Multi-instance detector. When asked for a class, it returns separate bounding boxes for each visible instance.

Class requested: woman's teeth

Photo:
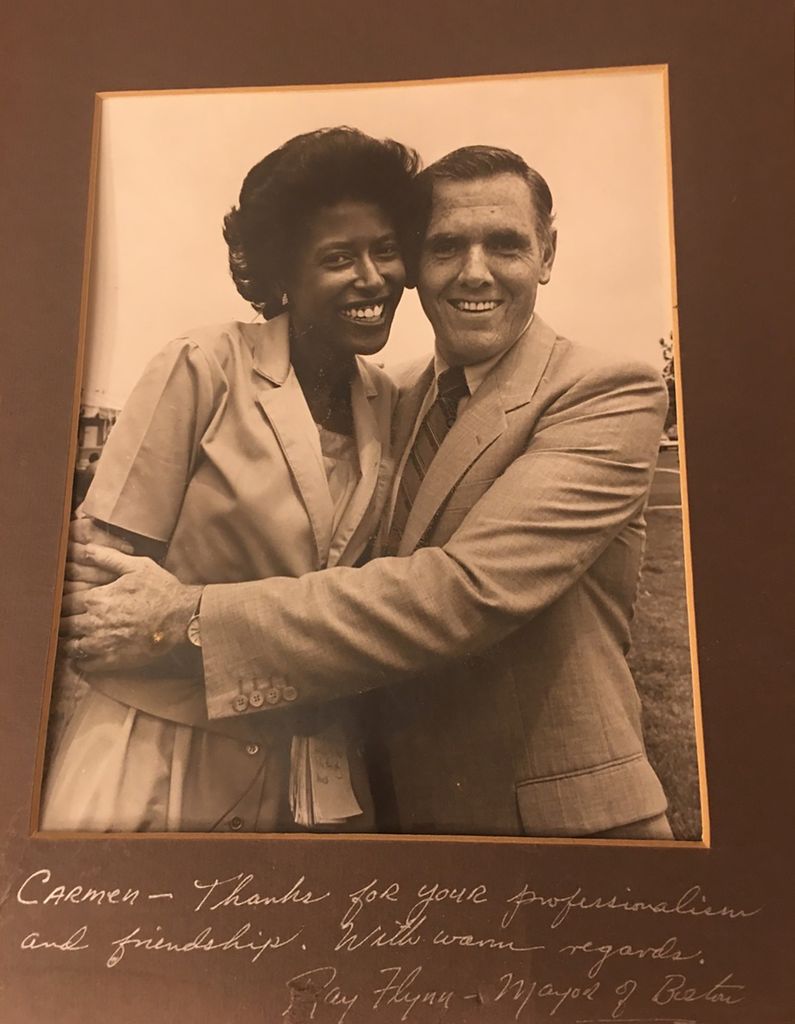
[340,303,385,321]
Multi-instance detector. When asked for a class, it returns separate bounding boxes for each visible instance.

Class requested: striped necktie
[385,365,469,555]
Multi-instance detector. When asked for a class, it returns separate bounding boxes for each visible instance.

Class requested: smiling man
[419,166,555,367]
[65,146,671,839]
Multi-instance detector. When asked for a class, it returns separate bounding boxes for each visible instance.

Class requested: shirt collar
[433,313,535,396]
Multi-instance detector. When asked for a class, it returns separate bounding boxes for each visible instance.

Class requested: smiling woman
[42,127,422,834]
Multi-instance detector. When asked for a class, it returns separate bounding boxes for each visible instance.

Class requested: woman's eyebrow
[316,232,398,252]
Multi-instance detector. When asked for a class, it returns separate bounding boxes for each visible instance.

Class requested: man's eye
[489,237,527,256]
[427,238,461,257]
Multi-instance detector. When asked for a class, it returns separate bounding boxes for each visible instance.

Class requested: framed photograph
[40,63,704,846]
[2,2,791,1021]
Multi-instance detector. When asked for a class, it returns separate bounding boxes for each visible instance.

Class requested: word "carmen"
[17,869,139,908]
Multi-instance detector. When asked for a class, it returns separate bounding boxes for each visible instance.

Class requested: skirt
[39,688,290,832]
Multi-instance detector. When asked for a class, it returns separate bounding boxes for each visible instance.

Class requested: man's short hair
[414,145,555,249]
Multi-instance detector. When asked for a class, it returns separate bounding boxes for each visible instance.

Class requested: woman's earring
[281,291,288,307]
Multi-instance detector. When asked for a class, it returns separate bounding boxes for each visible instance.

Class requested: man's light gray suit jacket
[200,316,670,837]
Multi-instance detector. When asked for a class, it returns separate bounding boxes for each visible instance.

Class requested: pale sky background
[83,67,675,409]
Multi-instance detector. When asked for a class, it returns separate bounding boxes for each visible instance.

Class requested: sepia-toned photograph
[42,66,704,842]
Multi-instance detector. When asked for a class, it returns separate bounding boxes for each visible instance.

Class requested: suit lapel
[495,315,558,414]
[398,381,506,555]
[393,360,435,457]
[251,316,334,569]
[327,360,382,566]
[373,361,435,553]
[398,316,558,555]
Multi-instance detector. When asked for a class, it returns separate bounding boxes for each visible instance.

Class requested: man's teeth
[452,300,500,312]
[340,303,385,320]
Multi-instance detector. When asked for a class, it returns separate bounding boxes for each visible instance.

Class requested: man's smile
[447,299,504,313]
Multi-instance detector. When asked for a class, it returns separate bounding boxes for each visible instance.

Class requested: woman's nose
[459,245,493,287]
[354,256,385,291]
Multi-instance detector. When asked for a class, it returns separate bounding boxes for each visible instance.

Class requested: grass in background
[630,508,702,840]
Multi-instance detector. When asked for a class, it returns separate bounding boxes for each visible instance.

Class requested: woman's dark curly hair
[223,127,422,319]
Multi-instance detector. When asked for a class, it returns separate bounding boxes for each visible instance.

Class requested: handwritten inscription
[17,868,140,908]
[501,883,761,930]
[106,922,301,968]
[652,972,745,1008]
[559,935,703,979]
[285,966,360,1022]
[492,971,601,1018]
[20,926,89,952]
[192,872,328,913]
[12,867,761,1022]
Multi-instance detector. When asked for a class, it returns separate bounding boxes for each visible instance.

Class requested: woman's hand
[63,517,134,594]
[60,546,202,672]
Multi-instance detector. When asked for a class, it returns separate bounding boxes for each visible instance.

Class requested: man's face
[418,173,556,366]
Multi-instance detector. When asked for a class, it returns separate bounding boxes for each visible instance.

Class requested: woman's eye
[375,242,400,260]
[322,252,353,268]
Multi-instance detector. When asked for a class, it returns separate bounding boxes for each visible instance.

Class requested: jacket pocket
[515,753,668,837]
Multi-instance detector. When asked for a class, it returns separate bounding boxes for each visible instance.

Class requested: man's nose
[354,256,385,291]
[458,245,493,288]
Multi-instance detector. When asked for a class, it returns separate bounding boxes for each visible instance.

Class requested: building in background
[76,405,118,466]
[72,405,118,509]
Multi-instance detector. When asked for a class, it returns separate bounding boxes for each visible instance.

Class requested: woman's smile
[337,299,388,324]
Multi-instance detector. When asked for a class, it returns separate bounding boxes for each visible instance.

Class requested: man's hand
[64,517,134,594]
[60,546,202,672]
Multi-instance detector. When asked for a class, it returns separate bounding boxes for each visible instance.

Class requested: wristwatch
[187,613,202,648]
[186,589,204,648]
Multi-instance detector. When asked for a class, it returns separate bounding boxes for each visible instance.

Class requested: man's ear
[539,229,557,285]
